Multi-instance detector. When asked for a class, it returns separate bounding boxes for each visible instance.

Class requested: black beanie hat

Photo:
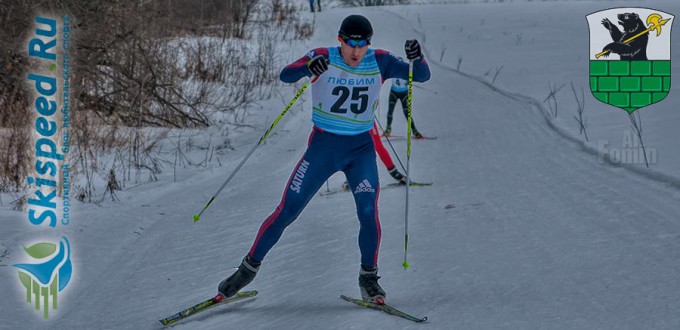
[338,15,373,40]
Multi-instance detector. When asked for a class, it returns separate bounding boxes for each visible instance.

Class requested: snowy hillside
[385,0,680,179]
[2,1,680,329]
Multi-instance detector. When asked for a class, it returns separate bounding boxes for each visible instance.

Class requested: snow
[383,0,680,179]
[2,1,680,329]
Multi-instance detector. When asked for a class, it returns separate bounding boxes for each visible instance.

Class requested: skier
[342,123,408,191]
[309,0,320,12]
[217,14,430,304]
[383,78,423,138]
[371,124,408,184]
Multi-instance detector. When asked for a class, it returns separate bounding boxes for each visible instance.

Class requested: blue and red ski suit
[248,46,430,269]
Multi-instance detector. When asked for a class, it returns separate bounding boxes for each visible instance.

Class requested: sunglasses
[340,35,370,48]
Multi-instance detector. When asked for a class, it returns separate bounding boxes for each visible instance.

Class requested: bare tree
[628,111,649,168]
[570,82,589,142]
[0,2,34,192]
[0,0,313,202]
[491,65,503,85]
[544,81,565,119]
[439,43,447,62]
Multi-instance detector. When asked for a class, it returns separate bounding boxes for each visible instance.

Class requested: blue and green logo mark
[587,8,673,113]
[13,237,72,319]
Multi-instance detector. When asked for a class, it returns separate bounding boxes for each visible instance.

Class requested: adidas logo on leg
[354,179,376,194]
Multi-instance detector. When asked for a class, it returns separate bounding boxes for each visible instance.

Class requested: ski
[319,182,432,196]
[386,181,433,188]
[318,188,348,196]
[382,135,437,140]
[340,295,428,323]
[159,290,258,326]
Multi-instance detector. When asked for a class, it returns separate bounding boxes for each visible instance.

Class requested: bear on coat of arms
[601,13,648,60]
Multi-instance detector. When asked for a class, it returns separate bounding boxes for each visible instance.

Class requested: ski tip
[159,318,175,326]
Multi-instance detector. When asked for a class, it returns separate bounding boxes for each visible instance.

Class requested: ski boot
[218,256,260,298]
[359,265,386,304]
[388,167,408,185]
[413,131,424,139]
[383,127,392,137]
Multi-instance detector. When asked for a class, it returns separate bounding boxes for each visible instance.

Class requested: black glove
[404,39,422,60]
[307,55,329,76]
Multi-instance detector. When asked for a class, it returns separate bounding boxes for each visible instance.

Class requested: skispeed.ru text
[26,16,64,228]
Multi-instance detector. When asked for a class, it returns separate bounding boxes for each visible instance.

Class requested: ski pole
[193,79,310,222]
[403,60,414,270]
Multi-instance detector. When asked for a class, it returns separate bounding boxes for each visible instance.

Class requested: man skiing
[217,14,430,304]
[371,124,408,183]
[309,0,321,12]
[383,78,423,138]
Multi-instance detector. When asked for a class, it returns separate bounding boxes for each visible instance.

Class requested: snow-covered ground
[384,0,680,180]
[2,1,680,329]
